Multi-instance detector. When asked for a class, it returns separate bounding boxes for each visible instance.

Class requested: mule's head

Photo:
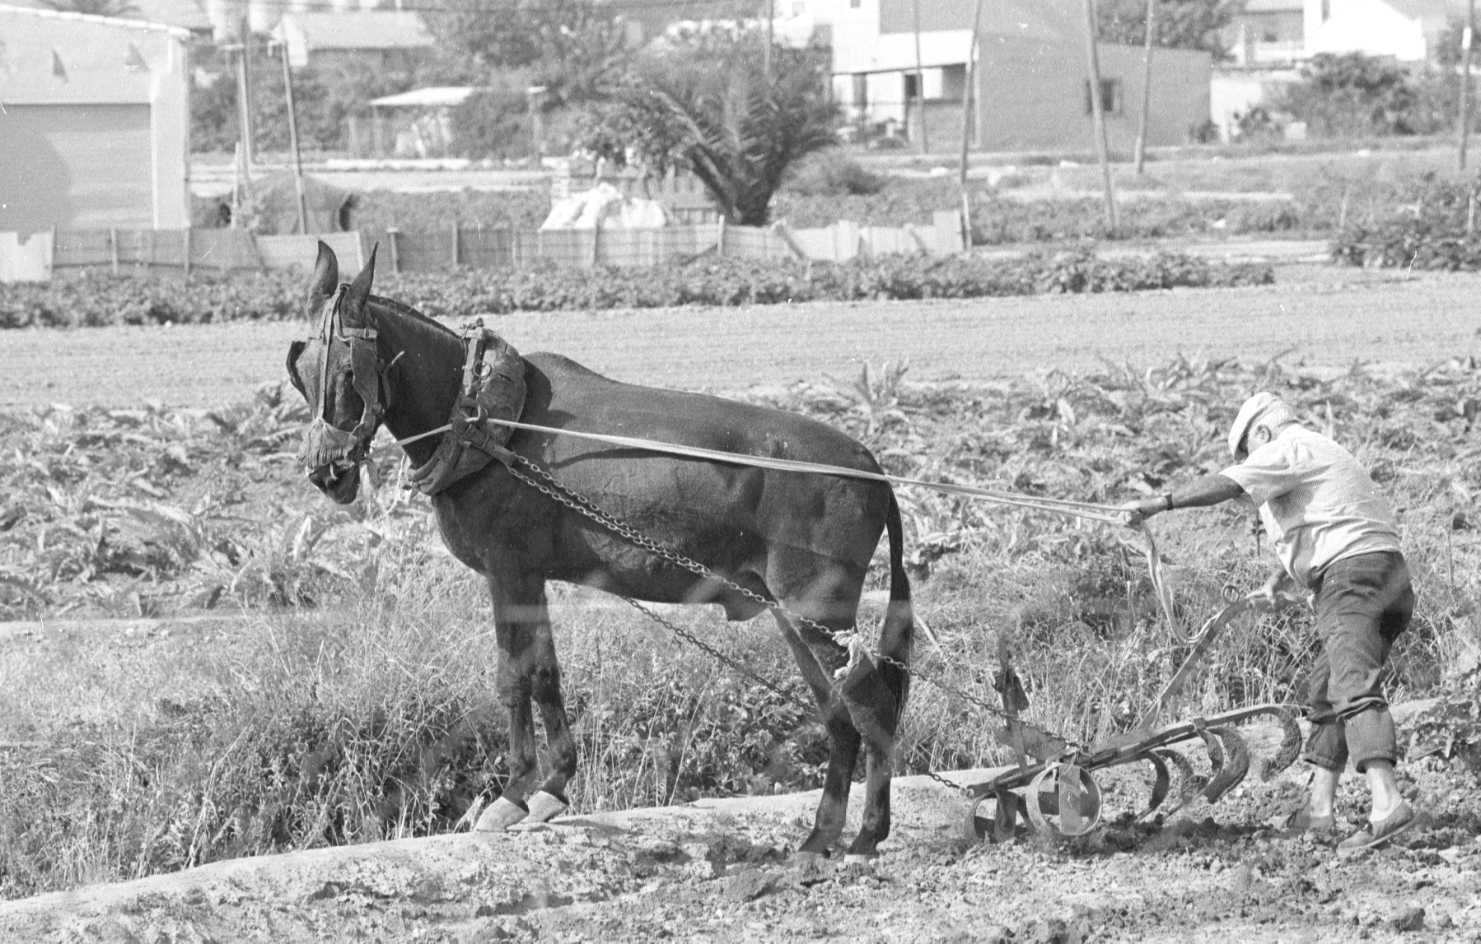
[286,241,383,504]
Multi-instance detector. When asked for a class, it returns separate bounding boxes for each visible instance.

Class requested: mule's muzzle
[308,459,362,504]
[300,417,367,504]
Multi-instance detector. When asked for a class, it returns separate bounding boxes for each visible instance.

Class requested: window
[904,72,920,100]
[1084,78,1123,116]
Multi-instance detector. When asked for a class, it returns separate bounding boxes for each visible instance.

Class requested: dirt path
[2,744,1477,943]
[2,267,1477,411]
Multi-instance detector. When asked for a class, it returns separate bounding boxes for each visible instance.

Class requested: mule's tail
[879,490,914,725]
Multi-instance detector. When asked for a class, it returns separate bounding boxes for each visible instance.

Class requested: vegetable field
[2,267,1480,941]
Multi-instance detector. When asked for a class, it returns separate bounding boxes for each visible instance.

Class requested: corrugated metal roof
[1241,0,1303,13]
[275,10,434,51]
[369,86,482,108]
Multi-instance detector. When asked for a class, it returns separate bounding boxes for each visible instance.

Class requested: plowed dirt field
[3,267,1478,409]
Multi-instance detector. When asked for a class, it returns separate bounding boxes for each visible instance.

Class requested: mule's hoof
[473,795,528,832]
[843,853,877,866]
[526,790,569,823]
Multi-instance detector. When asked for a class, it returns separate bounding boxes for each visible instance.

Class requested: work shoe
[1287,810,1336,834]
[1278,809,1336,840]
[1336,801,1416,856]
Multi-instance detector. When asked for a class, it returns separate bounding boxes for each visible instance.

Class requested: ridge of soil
[3,712,1478,944]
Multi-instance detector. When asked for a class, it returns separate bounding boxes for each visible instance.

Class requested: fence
[2,213,962,282]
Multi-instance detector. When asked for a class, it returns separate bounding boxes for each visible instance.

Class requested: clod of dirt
[1389,905,1426,932]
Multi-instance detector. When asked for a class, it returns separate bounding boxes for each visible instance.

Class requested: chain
[621,597,971,796]
[502,454,1081,794]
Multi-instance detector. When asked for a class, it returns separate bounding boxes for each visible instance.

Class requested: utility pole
[1133,0,1156,174]
[278,42,308,234]
[912,0,929,153]
[764,0,774,78]
[234,13,254,176]
[1461,0,1476,171]
[958,0,985,248]
[1082,0,1118,232]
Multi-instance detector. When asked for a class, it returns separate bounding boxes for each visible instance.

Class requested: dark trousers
[1302,550,1414,774]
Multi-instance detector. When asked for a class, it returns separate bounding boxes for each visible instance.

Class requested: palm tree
[578,30,840,227]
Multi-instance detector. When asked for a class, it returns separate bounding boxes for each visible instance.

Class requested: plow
[963,591,1306,842]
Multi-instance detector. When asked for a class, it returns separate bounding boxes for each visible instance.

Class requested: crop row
[0,250,1272,329]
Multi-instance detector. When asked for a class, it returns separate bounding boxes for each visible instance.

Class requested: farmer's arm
[1120,473,1247,525]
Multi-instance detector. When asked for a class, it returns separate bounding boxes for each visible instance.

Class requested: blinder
[296,285,388,477]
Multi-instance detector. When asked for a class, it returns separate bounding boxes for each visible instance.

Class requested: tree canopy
[418,0,630,107]
[1095,0,1243,59]
[575,30,840,226]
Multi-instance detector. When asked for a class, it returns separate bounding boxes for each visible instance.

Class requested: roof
[0,1,190,38]
[876,0,1084,43]
[1240,0,1303,12]
[1383,0,1465,19]
[0,4,189,104]
[0,0,207,31]
[368,86,483,109]
[273,11,435,52]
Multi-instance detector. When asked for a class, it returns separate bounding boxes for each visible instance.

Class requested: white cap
[1227,392,1291,458]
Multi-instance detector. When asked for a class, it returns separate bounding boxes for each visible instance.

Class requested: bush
[786,152,887,197]
[1330,173,1481,269]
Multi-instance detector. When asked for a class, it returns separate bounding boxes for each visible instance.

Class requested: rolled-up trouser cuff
[1343,704,1397,773]
[1303,721,1347,771]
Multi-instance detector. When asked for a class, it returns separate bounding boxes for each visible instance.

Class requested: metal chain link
[503,454,1080,792]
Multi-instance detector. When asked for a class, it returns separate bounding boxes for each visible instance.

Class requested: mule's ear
[343,243,378,321]
[285,340,308,398]
[307,240,339,315]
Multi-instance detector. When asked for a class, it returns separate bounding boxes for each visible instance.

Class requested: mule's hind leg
[772,610,862,857]
[776,610,905,859]
[836,656,904,858]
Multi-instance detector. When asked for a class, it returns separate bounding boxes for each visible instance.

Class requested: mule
[285,241,914,858]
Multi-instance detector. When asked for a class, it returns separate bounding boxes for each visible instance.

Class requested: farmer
[1120,392,1416,854]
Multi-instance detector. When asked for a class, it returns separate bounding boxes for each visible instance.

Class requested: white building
[0,5,191,234]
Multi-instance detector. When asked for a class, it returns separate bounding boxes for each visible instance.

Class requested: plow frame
[964,702,1305,839]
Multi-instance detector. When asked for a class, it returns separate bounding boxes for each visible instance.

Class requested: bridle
[297,286,390,479]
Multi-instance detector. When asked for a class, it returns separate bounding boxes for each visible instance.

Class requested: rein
[390,415,1125,524]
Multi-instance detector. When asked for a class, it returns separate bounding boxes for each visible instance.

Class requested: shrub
[786,152,887,197]
[1330,173,1481,269]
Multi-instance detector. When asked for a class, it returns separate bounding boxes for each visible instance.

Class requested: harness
[298,286,387,473]
[406,324,526,495]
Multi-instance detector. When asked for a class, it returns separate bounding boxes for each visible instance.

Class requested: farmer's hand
[1254,570,1296,610]
[1119,494,1171,527]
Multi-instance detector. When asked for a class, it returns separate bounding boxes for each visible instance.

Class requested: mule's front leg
[474,573,558,831]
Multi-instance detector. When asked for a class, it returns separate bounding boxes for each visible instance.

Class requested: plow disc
[964,703,1304,841]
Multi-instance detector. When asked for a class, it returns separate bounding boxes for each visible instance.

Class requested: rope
[391,417,1127,525]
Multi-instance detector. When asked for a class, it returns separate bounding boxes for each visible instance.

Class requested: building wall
[1306,0,1429,62]
[0,9,190,234]
[974,39,1211,152]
